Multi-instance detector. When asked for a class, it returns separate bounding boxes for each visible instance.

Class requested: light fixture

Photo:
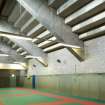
[11,74,15,77]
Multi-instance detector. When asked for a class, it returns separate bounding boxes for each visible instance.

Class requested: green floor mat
[2,94,59,105]
[0,90,31,95]
[36,89,105,104]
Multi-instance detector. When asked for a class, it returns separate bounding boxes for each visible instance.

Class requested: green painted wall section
[35,74,105,100]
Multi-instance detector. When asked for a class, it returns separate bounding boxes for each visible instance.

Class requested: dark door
[0,70,10,88]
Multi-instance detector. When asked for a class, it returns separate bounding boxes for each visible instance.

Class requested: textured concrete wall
[28,36,105,75]
[27,36,105,99]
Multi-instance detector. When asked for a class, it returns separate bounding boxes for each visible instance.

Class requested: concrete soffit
[16,0,85,61]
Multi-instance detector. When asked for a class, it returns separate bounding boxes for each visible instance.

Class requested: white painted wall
[28,36,105,75]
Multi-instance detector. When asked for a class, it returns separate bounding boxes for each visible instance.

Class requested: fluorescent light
[0,54,9,56]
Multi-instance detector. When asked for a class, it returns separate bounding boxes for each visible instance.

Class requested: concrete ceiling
[0,0,16,18]
[0,0,105,63]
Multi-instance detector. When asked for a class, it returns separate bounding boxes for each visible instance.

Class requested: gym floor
[0,88,105,105]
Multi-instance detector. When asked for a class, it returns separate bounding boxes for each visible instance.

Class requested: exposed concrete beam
[79,25,105,40]
[0,19,21,35]
[12,43,17,49]
[27,23,46,38]
[17,0,84,61]
[57,0,91,18]
[72,11,105,34]
[0,42,26,63]
[48,0,66,9]
[20,51,28,56]
[38,36,57,47]
[8,3,25,23]
[43,43,64,52]
[4,35,48,66]
[65,0,105,26]
[33,30,53,44]
[21,17,38,34]
[0,20,48,66]
[41,41,58,49]
[32,30,51,43]
[36,35,53,45]
[14,10,31,28]
[16,0,83,47]
[0,19,35,39]
[7,40,12,45]
[1,0,16,17]
[16,48,23,52]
